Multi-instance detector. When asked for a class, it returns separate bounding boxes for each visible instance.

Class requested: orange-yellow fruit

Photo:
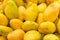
[38,0,45,4]
[57,19,60,33]
[38,21,56,34]
[4,0,18,19]
[24,30,41,40]
[0,13,8,26]
[25,3,38,21]
[37,13,44,26]
[0,25,13,36]
[43,1,60,22]
[0,36,6,40]
[10,19,23,30]
[13,0,24,6]
[22,21,38,31]
[7,29,25,40]
[46,0,56,4]
[18,6,26,21]
[38,3,47,13]
[43,34,59,40]
[26,0,38,4]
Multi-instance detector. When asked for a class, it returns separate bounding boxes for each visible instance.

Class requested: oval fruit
[43,1,60,22]
[38,21,56,34]
[24,30,41,40]
[22,21,38,31]
[0,25,13,36]
[10,19,23,30]
[4,0,18,19]
[7,29,25,40]
[43,34,59,40]
[0,13,8,26]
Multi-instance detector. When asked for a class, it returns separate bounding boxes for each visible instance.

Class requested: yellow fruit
[4,0,18,19]
[25,2,33,8]
[10,19,23,30]
[57,19,60,33]
[22,21,38,31]
[38,3,47,13]
[38,21,56,34]
[43,1,60,22]
[18,6,26,21]
[7,29,25,40]
[24,30,41,40]
[37,13,44,26]
[46,0,56,4]
[38,0,45,4]
[13,0,24,6]
[26,0,38,4]
[55,33,60,40]
[0,25,13,36]
[0,36,6,40]
[43,34,59,40]
[0,13,8,26]
[25,3,38,21]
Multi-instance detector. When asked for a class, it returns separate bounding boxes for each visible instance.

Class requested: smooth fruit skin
[13,0,24,6]
[22,21,38,31]
[38,0,45,4]
[57,19,60,33]
[0,25,13,36]
[25,3,38,21]
[38,21,56,34]
[0,36,6,40]
[38,3,47,13]
[4,0,18,19]
[43,1,60,22]
[18,6,26,21]
[24,30,41,40]
[26,0,38,4]
[37,13,44,26]
[46,0,56,4]
[10,19,23,30]
[7,29,25,40]
[0,13,8,26]
[43,34,59,40]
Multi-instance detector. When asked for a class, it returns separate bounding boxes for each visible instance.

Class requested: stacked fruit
[0,0,60,40]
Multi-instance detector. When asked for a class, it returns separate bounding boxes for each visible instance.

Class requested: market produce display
[0,0,60,40]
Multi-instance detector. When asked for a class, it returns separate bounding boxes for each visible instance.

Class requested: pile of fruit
[0,0,60,40]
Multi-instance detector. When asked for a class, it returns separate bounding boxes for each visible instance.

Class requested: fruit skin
[0,25,13,36]
[57,19,60,33]
[37,13,44,26]
[38,21,56,34]
[18,6,26,21]
[0,36,6,40]
[10,19,23,30]
[24,30,41,40]
[26,0,38,4]
[43,34,59,40]
[7,29,25,40]
[0,13,8,26]
[4,0,18,19]
[46,0,56,4]
[13,0,24,6]
[38,0,45,4]
[38,3,47,13]
[22,21,38,31]
[43,1,60,22]
[25,3,38,21]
